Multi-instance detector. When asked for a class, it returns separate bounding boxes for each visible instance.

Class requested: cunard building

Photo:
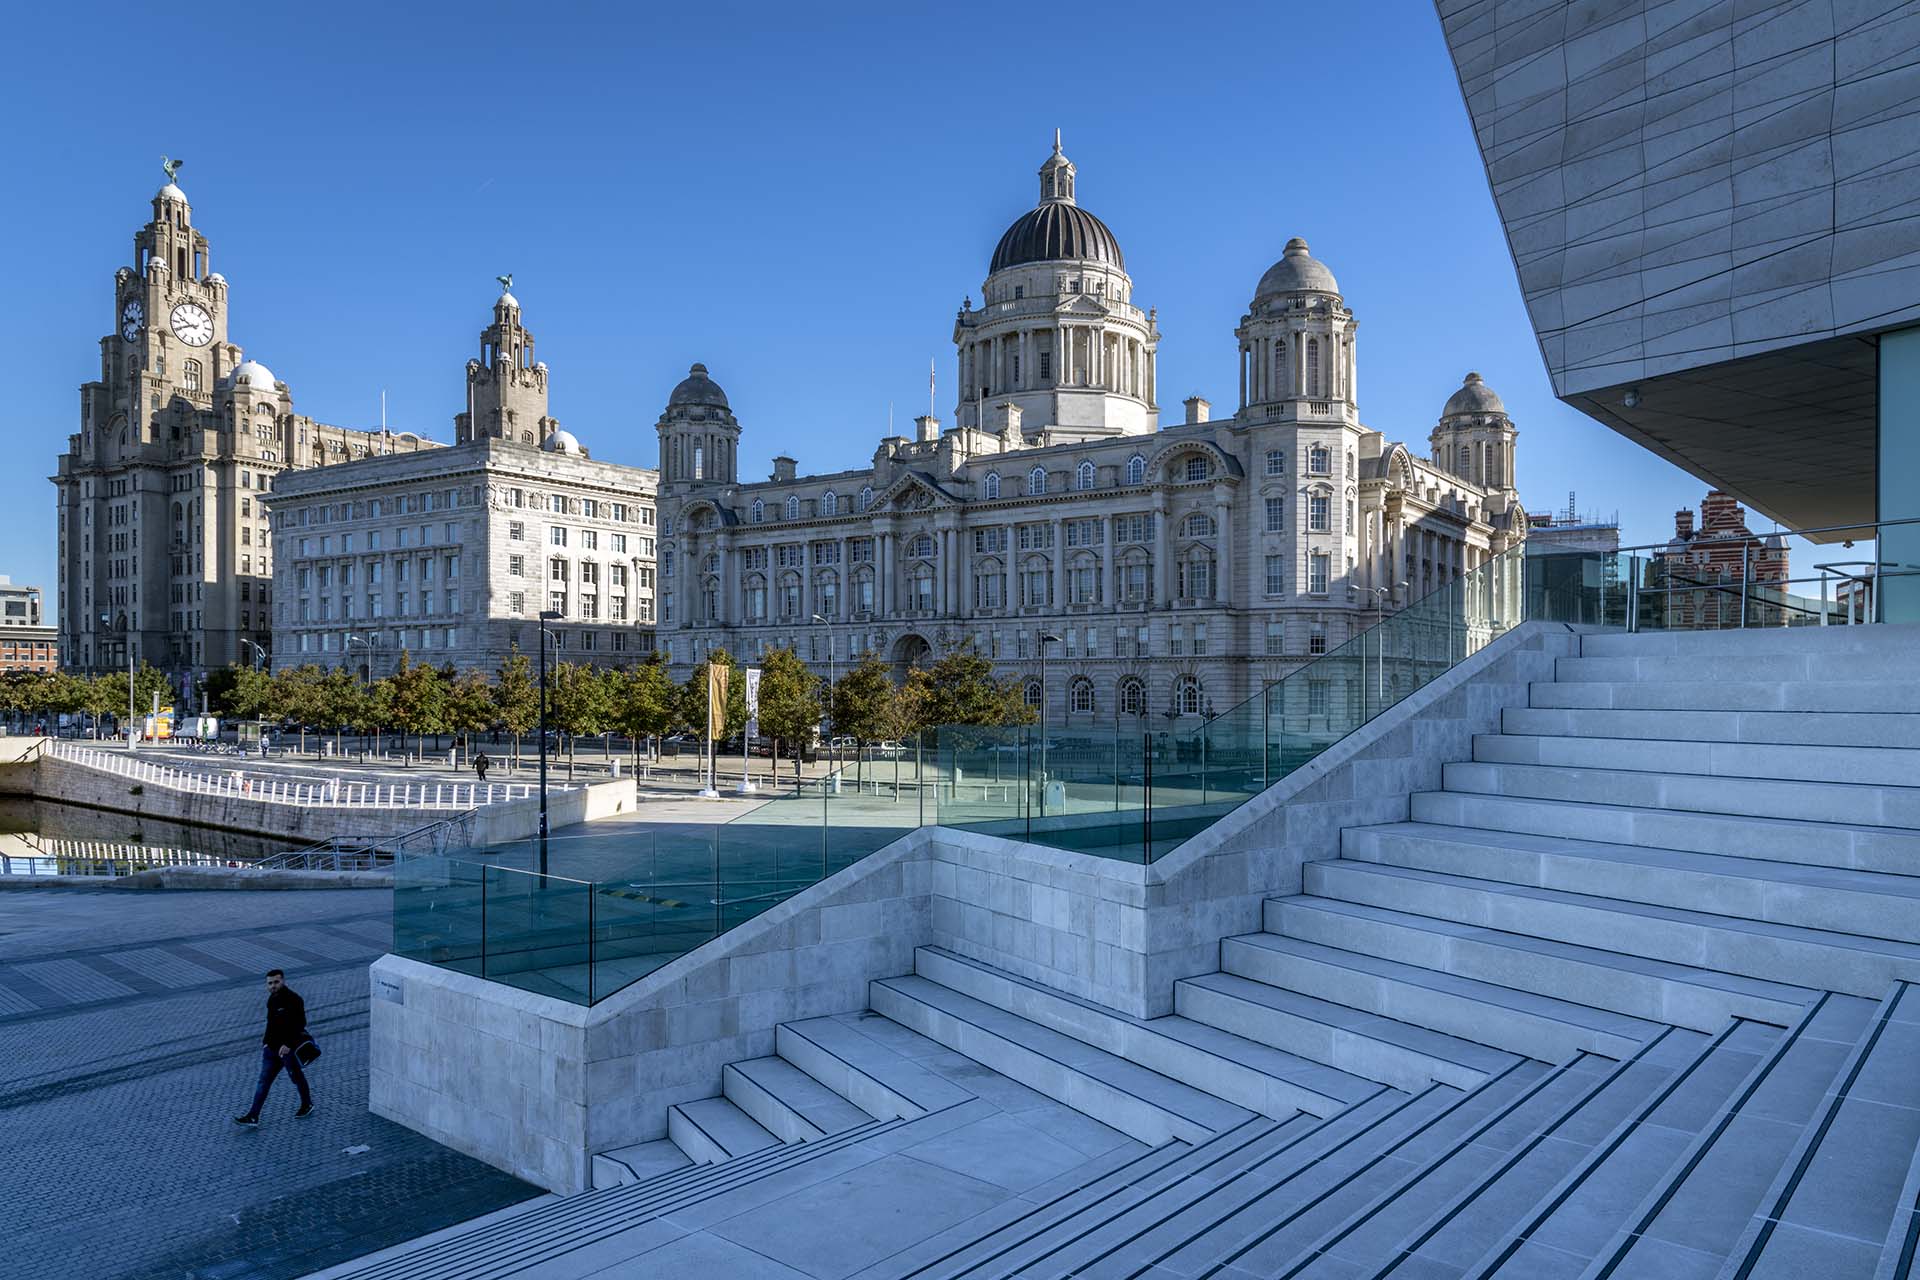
[656,136,1528,723]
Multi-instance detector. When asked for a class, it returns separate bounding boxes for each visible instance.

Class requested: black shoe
[294,1103,315,1119]
[233,1114,259,1126]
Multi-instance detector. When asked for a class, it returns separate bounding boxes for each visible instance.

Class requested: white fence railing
[48,742,560,810]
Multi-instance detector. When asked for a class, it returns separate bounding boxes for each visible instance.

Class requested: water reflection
[0,798,288,876]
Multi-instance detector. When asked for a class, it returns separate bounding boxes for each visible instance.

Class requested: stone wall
[371,621,1577,1191]
[4,752,633,847]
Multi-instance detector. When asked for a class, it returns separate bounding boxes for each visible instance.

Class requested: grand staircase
[317,623,1920,1279]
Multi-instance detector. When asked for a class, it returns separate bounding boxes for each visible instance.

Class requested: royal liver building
[658,136,1527,721]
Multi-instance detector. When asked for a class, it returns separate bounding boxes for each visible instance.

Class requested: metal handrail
[258,808,479,872]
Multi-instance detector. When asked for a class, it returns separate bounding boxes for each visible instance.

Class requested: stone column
[1105,514,1118,604]
[1051,518,1066,608]
[878,525,894,614]
[837,537,850,619]
[1213,493,1231,605]
[1001,527,1013,613]
[1153,492,1170,604]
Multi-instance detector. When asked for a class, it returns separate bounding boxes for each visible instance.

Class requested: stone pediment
[1057,295,1111,318]
[875,471,959,512]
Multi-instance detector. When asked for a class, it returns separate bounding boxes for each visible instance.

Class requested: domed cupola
[1253,238,1340,304]
[668,362,731,411]
[987,131,1126,274]
[657,362,740,488]
[1236,236,1358,419]
[1441,370,1506,420]
[1431,371,1518,495]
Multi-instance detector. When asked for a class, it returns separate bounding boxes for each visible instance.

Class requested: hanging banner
[706,664,730,740]
[744,667,762,741]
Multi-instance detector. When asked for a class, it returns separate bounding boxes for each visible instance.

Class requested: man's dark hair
[266,969,285,979]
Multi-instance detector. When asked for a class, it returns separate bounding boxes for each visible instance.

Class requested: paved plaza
[0,888,539,1280]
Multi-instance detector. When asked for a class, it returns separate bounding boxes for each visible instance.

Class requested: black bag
[294,1037,321,1067]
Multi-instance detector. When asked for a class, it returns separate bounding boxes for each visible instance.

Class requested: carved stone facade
[51,176,436,700]
[265,293,659,676]
[656,139,1528,724]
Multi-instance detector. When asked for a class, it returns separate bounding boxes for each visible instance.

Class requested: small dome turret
[541,427,582,455]
[1441,371,1506,419]
[231,359,277,390]
[668,362,730,410]
[1253,238,1339,302]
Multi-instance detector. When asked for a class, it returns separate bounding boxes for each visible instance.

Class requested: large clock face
[170,302,214,347]
[120,299,145,342]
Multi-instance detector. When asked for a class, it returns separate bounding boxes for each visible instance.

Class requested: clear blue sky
[6,0,1722,596]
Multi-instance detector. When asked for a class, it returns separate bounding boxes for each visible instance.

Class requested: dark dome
[989,203,1125,274]
[668,362,729,409]
[1442,371,1506,418]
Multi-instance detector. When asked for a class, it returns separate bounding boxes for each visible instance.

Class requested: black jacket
[264,986,307,1048]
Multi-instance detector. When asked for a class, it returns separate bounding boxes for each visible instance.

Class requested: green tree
[547,661,611,774]
[903,642,1032,729]
[215,665,275,719]
[494,649,538,767]
[829,653,897,780]
[313,667,367,756]
[754,647,821,783]
[384,651,447,758]
[609,655,676,769]
[130,663,174,723]
[81,673,123,736]
[444,669,496,759]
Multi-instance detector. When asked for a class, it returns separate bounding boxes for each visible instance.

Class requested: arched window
[822,490,837,515]
[858,486,873,512]
[1175,676,1203,717]
[1126,454,1146,485]
[1184,455,1210,482]
[1119,678,1145,717]
[1076,460,1095,491]
[751,499,765,524]
[1070,676,1095,714]
[692,445,704,480]
[1028,466,1046,496]
[184,359,202,393]
[984,472,1001,500]
[521,431,533,444]
[1182,512,1216,539]
[785,495,800,520]
[1024,681,1043,711]
[1307,338,1321,397]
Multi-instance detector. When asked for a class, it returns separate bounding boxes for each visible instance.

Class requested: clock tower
[120,179,234,420]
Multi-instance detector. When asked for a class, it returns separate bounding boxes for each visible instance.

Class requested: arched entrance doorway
[890,633,932,679]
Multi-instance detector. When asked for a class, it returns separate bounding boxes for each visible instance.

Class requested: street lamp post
[346,633,379,759]
[537,610,562,878]
[1368,582,1407,707]
[239,638,267,671]
[1038,633,1062,815]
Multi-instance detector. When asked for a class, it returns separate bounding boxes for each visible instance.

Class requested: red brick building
[1650,491,1791,628]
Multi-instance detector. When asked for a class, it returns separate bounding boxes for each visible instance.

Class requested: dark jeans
[245,1044,311,1116]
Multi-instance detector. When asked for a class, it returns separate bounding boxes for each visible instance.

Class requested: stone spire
[1039,129,1076,205]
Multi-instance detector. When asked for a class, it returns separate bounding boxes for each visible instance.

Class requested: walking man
[233,969,314,1125]
[474,751,491,783]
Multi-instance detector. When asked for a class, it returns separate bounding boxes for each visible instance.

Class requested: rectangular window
[973,527,1008,554]
[611,533,626,553]
[1308,680,1329,715]
[1265,497,1285,533]
[1022,568,1050,607]
[581,530,598,551]
[550,526,567,546]
[1069,565,1098,604]
[1309,553,1329,595]
[1265,450,1285,476]
[1113,514,1154,543]
[509,554,524,576]
[1265,618,1285,655]
[1309,621,1328,654]
[1265,554,1285,596]
[974,574,1002,609]
[1122,562,1148,603]
[1193,623,1208,656]
[510,521,524,540]
[1170,624,1185,657]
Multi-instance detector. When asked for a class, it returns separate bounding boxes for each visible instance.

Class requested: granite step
[869,972,1258,1143]
[1721,984,1920,1279]
[1577,626,1920,660]
[1464,1019,1785,1278]
[1283,1035,1710,1278]
[1473,730,1920,789]
[1342,821,1920,944]
[1303,858,1920,998]
[774,1012,975,1122]
[722,1054,877,1143]
[1015,1079,1493,1280]
[1555,652,1919,685]
[1221,930,1661,1063]
[1576,992,1879,1279]
[1501,703,1920,751]
[1441,759,1920,830]
[665,1095,781,1165]
[1527,679,1920,714]
[1137,1060,1565,1279]
[1410,788,1920,876]
[1173,969,1520,1092]
[908,945,1376,1118]
[588,1138,688,1190]
[1267,895,1814,1031]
